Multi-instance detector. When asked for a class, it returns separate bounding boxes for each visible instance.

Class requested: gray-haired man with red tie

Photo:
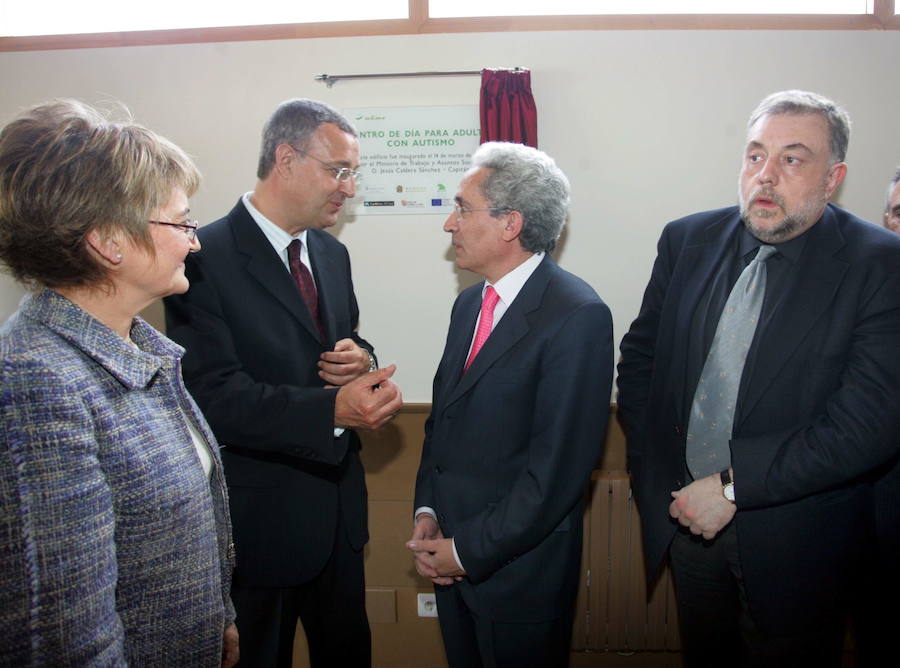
[408,141,613,668]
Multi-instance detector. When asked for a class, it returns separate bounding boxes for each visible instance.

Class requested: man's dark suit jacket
[415,255,613,623]
[164,199,372,587]
[617,204,900,634]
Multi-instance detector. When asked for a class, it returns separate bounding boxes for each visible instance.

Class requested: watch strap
[364,348,377,373]
[720,469,735,502]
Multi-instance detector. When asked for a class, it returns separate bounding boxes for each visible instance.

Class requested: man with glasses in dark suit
[166,98,402,668]
[407,141,613,668]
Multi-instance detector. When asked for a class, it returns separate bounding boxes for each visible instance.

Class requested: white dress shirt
[184,410,213,478]
[242,192,316,283]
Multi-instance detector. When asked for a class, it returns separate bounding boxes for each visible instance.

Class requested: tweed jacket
[0,289,236,667]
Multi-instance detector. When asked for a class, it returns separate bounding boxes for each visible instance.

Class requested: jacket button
[435,465,442,474]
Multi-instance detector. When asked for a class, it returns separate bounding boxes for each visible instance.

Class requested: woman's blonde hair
[0,99,200,288]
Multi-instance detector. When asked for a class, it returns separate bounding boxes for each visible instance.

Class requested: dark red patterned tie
[288,239,325,341]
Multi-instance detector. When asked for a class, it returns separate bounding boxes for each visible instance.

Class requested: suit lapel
[736,207,848,424]
[669,212,742,426]
[229,202,324,345]
[444,256,553,409]
[307,230,337,346]
[439,289,481,400]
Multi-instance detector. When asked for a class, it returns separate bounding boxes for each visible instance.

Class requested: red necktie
[287,239,325,341]
[465,286,500,371]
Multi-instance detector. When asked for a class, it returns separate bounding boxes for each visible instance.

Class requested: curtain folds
[479,68,537,148]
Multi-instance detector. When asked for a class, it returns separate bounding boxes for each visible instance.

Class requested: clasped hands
[323,338,403,431]
[406,515,465,586]
[669,472,736,540]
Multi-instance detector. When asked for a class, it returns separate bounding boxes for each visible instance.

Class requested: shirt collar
[484,252,545,305]
[19,289,174,390]
[242,191,308,253]
[739,223,807,265]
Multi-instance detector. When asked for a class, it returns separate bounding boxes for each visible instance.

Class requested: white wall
[1,30,897,400]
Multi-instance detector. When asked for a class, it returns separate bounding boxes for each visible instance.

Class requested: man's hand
[334,365,402,430]
[406,527,466,583]
[407,515,458,585]
[319,338,372,386]
[221,623,239,668]
[669,473,736,540]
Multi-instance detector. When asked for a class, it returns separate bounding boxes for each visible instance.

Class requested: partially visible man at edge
[165,98,402,668]
[617,90,900,667]
[851,163,900,668]
[883,166,900,233]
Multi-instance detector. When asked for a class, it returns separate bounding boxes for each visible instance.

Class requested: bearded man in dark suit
[617,90,900,667]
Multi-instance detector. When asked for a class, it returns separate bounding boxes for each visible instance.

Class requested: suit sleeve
[732,266,900,509]
[414,296,462,513]
[165,251,348,465]
[0,358,127,666]
[452,300,614,583]
[616,224,678,482]
[413,408,437,514]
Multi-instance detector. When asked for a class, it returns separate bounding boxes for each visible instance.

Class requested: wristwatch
[363,348,377,373]
[720,469,736,503]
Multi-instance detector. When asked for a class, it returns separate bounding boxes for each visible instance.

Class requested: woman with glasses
[0,100,238,666]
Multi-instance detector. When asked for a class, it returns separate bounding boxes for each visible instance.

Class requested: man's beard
[739,184,828,243]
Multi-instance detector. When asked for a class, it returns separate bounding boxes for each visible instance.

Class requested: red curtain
[479,68,538,148]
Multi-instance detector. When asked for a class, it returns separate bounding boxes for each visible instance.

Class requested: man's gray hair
[257,99,356,179]
[886,166,900,213]
[747,90,851,164]
[471,141,570,253]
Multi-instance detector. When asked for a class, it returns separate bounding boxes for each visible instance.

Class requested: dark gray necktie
[686,245,777,479]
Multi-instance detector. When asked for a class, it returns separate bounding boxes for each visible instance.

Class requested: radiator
[572,472,681,652]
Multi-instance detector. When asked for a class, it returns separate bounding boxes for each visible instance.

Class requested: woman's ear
[85,228,123,266]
